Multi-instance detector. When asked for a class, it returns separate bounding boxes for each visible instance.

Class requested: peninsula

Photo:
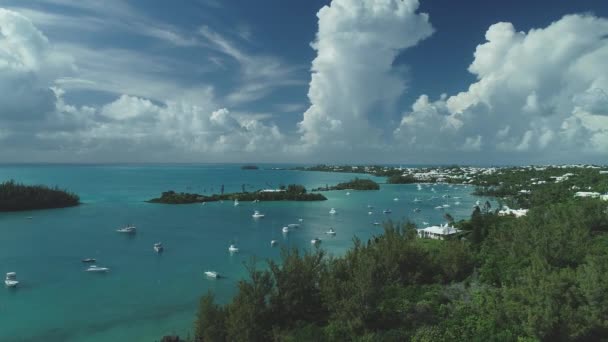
[147,184,326,204]
[0,180,80,211]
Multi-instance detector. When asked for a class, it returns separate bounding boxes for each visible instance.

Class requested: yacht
[368,211,373,215]
[282,226,290,233]
[234,199,239,207]
[435,205,444,210]
[422,221,429,225]
[116,225,136,234]
[201,202,206,206]
[454,201,461,206]
[252,210,265,219]
[86,265,109,273]
[311,237,322,245]
[326,228,336,235]
[329,208,337,215]
[372,222,381,226]
[383,209,392,214]
[442,204,451,208]
[413,197,422,202]
[346,192,351,196]
[5,272,19,287]
[417,184,422,191]
[81,258,97,263]
[270,240,278,247]
[228,244,239,253]
[287,223,300,229]
[298,218,304,222]
[154,242,164,253]
[204,271,219,278]
[393,197,399,202]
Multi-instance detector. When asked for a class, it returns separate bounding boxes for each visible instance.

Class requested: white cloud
[396,14,608,161]
[297,0,434,151]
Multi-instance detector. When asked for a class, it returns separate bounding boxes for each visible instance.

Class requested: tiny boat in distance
[414,208,421,213]
[417,184,422,191]
[346,192,351,196]
[383,209,392,214]
[454,201,461,205]
[298,218,303,222]
[287,223,300,229]
[311,237,322,245]
[86,265,109,273]
[329,208,337,215]
[116,225,136,234]
[82,258,97,263]
[282,226,289,233]
[26,216,33,220]
[435,206,444,210]
[367,204,374,209]
[154,242,164,253]
[368,211,373,215]
[205,271,219,278]
[373,222,381,226]
[271,240,278,247]
[413,197,422,202]
[393,197,399,201]
[5,272,19,287]
[252,210,265,219]
[228,244,239,253]
[326,228,336,235]
[234,199,239,206]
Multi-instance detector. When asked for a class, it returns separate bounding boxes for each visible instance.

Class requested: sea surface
[0,164,491,341]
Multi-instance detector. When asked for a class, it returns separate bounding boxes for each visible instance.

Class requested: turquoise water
[0,165,488,341]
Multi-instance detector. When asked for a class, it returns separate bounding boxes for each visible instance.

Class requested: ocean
[0,164,488,341]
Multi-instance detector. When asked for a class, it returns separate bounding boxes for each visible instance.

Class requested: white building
[417,224,460,240]
[574,192,600,198]
[498,206,529,218]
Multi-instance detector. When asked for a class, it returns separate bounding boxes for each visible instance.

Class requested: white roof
[419,225,460,235]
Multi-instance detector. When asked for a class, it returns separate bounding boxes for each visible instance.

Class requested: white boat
[234,199,239,206]
[204,271,219,278]
[393,197,399,201]
[298,218,303,222]
[5,272,19,287]
[367,204,374,209]
[228,244,239,253]
[311,237,322,245]
[270,240,278,247]
[116,225,136,234]
[422,221,429,225]
[201,202,206,206]
[154,242,164,253]
[442,204,450,208]
[454,201,461,205]
[252,210,265,219]
[413,198,422,202]
[346,192,351,196]
[417,184,422,191]
[383,209,392,214]
[82,258,96,263]
[435,206,444,210]
[368,211,373,215]
[287,223,300,229]
[326,228,336,235]
[431,188,436,192]
[282,226,289,233]
[329,208,337,215]
[476,200,481,206]
[414,208,421,213]
[86,265,109,273]
[372,222,381,226]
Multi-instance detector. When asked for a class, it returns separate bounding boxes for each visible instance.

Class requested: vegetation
[387,174,417,184]
[313,178,380,191]
[191,179,608,341]
[147,184,326,204]
[0,180,80,211]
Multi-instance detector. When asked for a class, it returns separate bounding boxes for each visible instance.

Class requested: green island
[0,180,80,212]
[147,184,326,204]
[166,165,608,342]
[312,178,380,191]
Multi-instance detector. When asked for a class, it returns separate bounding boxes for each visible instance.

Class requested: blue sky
[0,0,607,164]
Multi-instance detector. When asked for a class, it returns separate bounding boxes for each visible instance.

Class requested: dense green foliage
[387,174,417,184]
[0,180,79,211]
[192,181,608,341]
[148,184,326,204]
[313,178,380,191]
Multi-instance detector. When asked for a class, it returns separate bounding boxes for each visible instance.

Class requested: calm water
[0,164,488,341]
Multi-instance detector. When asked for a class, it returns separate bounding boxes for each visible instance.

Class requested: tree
[194,292,226,342]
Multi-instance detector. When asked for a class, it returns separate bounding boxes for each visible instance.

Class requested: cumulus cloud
[0,8,72,120]
[396,14,608,161]
[297,0,434,151]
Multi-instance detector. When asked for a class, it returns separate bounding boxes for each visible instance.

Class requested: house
[574,192,600,198]
[417,224,460,240]
[498,206,529,218]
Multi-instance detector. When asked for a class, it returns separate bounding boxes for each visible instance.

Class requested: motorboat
[368,211,373,215]
[5,272,19,287]
[454,201,461,206]
[116,225,136,234]
[228,244,239,253]
[298,218,304,222]
[82,258,97,263]
[204,271,219,278]
[154,242,164,253]
[422,221,429,225]
[201,202,206,206]
[287,223,300,229]
[413,198,422,202]
[393,197,399,201]
[372,222,381,226]
[252,210,265,219]
[86,265,109,273]
[282,226,290,233]
[414,208,421,213]
[442,204,450,208]
[417,184,422,191]
[383,209,392,214]
[329,208,337,215]
[435,206,444,210]
[311,238,322,245]
[234,199,240,207]
[270,240,278,247]
[326,228,336,235]
[346,192,351,196]
[367,204,374,209]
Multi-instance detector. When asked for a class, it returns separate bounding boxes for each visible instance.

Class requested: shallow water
[0,164,488,341]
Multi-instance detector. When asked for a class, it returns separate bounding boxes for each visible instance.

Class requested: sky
[1,0,607,164]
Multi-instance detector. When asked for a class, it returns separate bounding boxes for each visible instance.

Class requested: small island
[0,180,80,212]
[147,184,326,204]
[313,178,380,191]
[387,174,417,184]
[241,165,259,170]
